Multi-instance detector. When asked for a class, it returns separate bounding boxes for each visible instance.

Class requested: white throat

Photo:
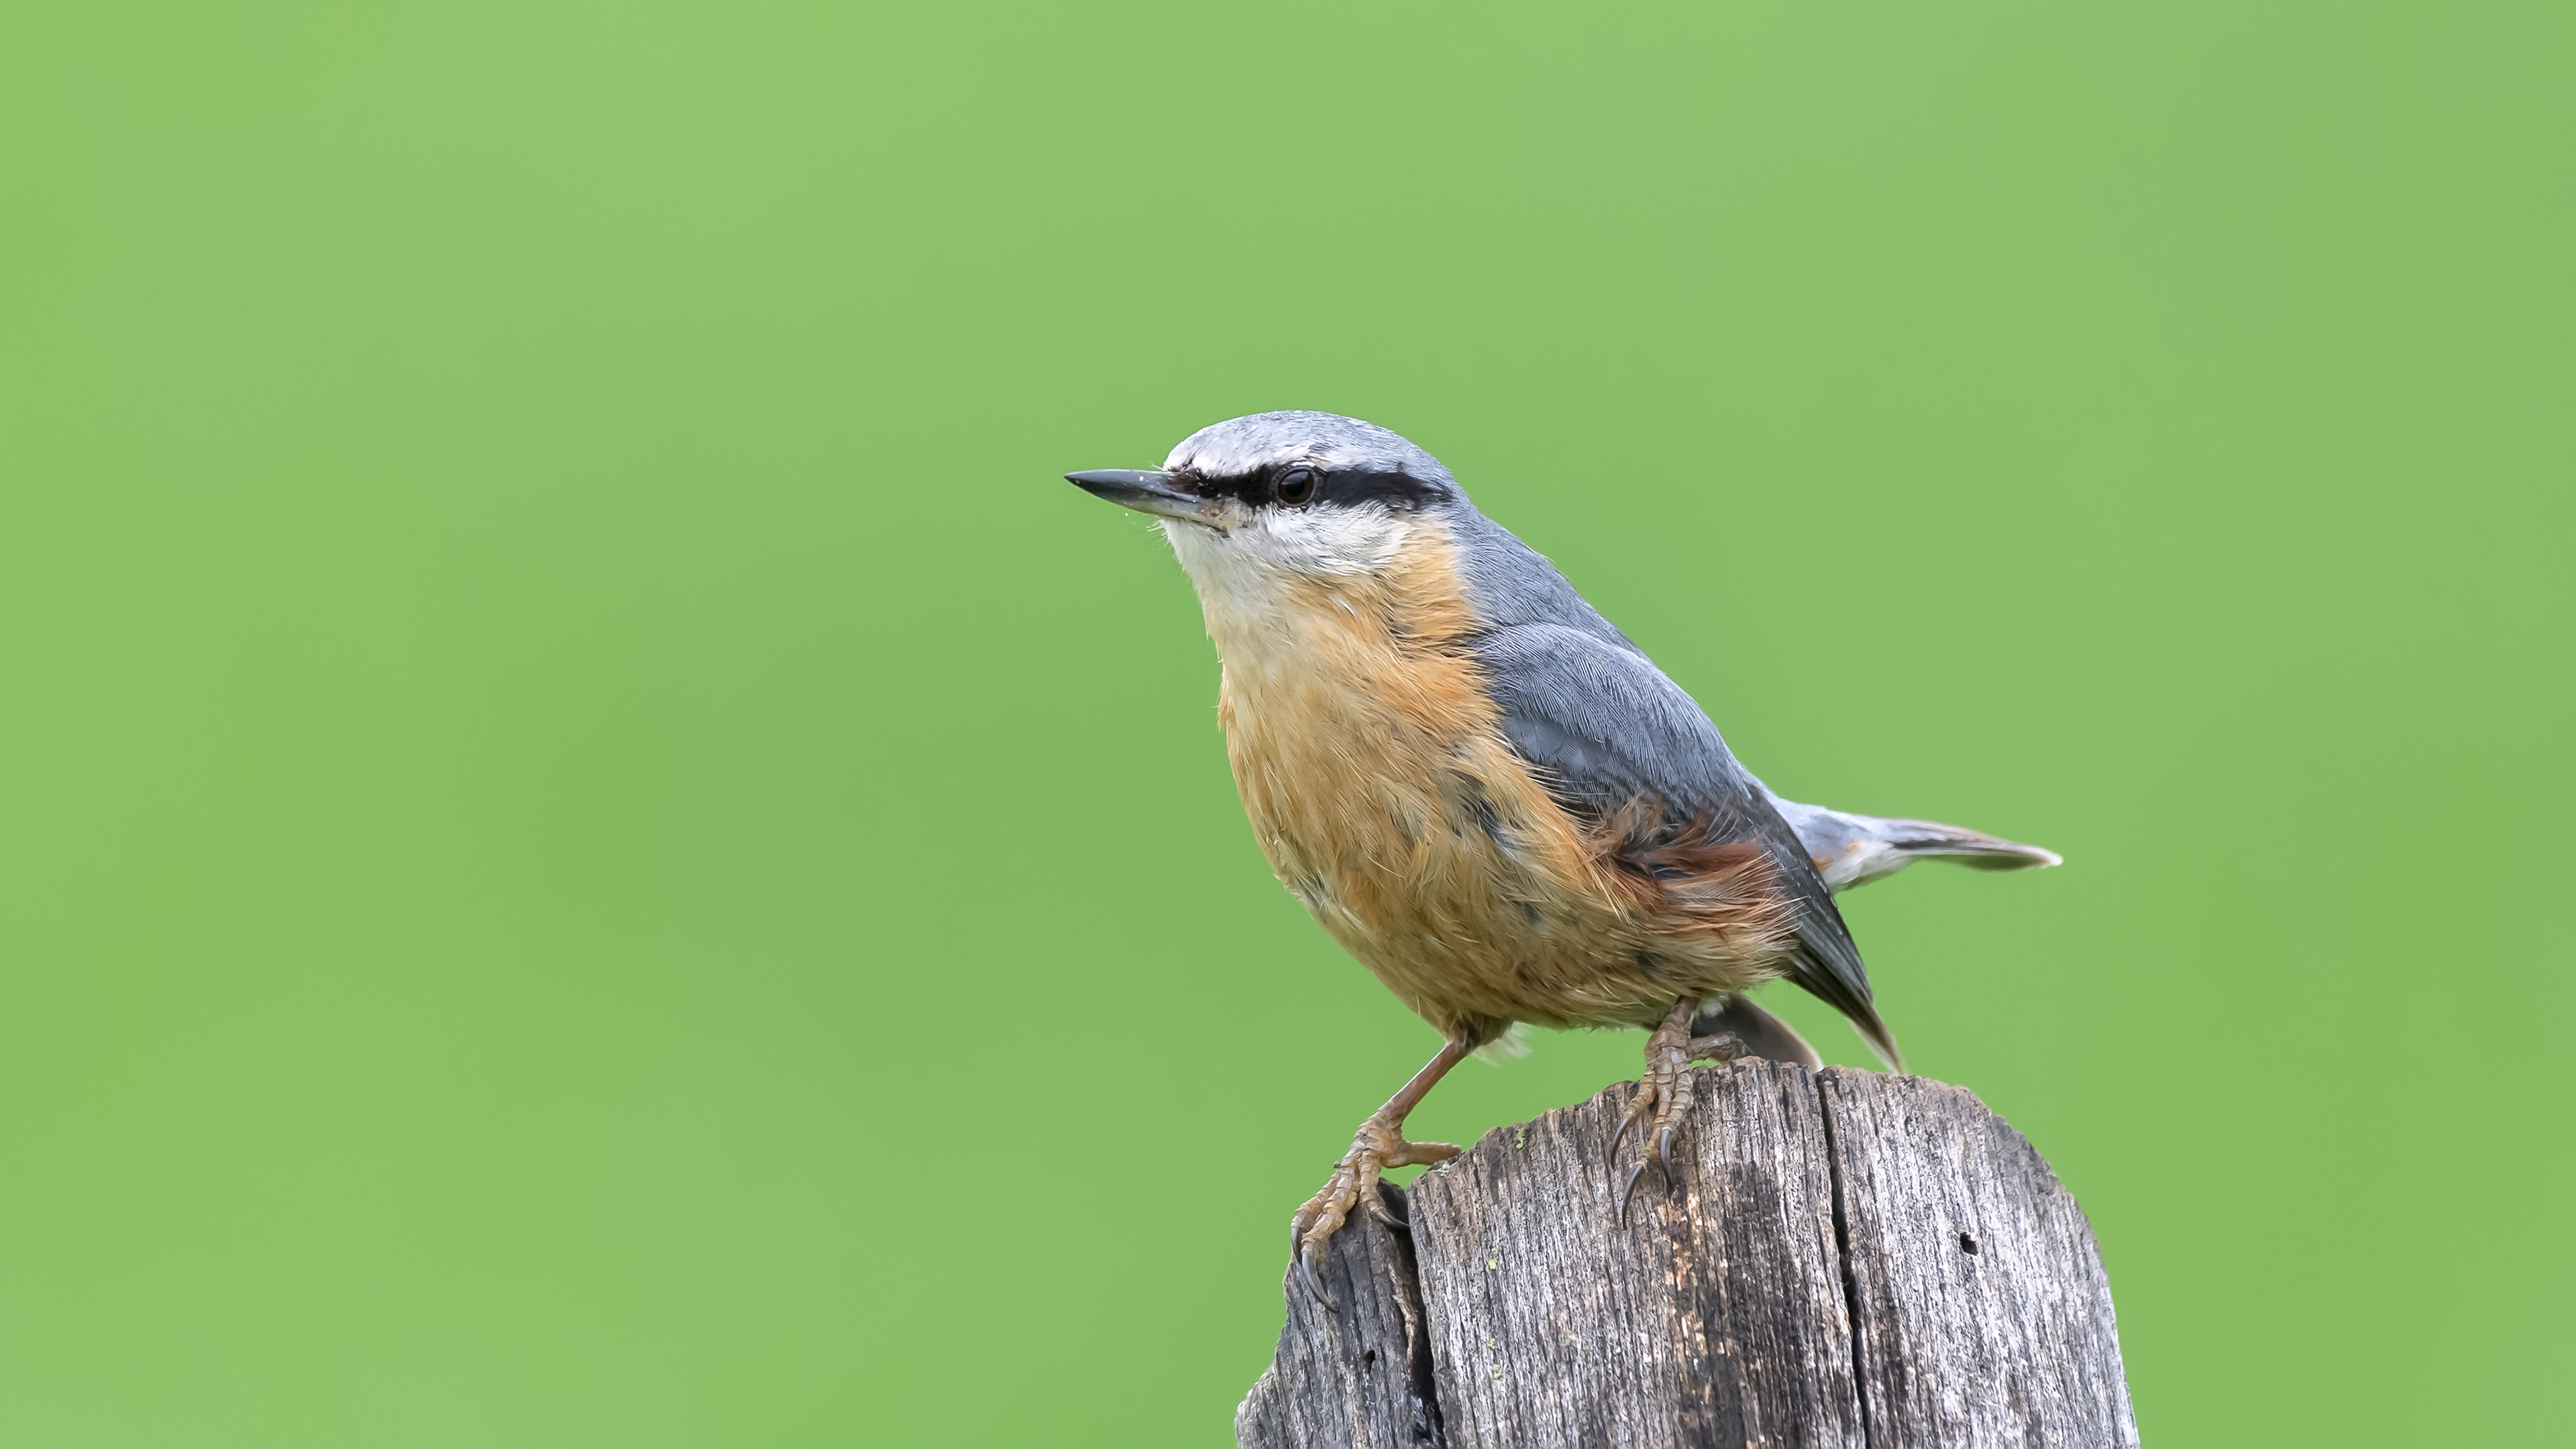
[1162,506,1424,675]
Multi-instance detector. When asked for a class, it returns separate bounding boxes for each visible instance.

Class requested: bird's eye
[1275,467,1316,505]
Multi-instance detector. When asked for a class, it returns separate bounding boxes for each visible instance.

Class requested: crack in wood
[1814,1071,1880,1449]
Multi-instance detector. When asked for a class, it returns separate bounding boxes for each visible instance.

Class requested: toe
[1687,1032,1742,1063]
[1620,1079,1660,1134]
[1385,1138,1461,1170]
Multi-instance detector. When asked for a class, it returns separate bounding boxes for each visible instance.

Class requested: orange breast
[1205,523,1788,1040]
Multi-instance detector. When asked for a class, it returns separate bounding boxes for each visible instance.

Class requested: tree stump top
[1237,1061,2136,1449]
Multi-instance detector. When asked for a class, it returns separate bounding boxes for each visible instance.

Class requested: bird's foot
[1615,999,1743,1225]
[1288,1113,1460,1311]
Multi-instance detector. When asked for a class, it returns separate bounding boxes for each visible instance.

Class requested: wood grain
[1236,1063,2133,1448]
[1237,1180,1446,1449]
[1816,1069,2139,1448]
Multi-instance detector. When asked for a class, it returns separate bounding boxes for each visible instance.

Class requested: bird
[1066,411,2057,1309]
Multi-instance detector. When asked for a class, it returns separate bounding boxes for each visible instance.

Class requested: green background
[3,1,2567,1443]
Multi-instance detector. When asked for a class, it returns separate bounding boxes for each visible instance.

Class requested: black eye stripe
[1189,465,1447,511]
[1321,468,1446,509]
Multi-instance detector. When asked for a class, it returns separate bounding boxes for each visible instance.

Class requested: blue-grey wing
[1468,623,1899,1067]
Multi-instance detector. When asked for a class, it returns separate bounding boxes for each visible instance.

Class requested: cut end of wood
[1237,1063,2137,1449]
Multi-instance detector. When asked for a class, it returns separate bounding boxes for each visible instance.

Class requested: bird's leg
[1616,998,1743,1225]
[1287,1036,1477,1311]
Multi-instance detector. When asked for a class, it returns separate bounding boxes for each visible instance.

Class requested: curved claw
[1295,1249,1339,1313]
[1368,1198,1410,1232]
[1619,1160,1650,1226]
[1656,1126,1676,1185]
[1611,1094,1650,1196]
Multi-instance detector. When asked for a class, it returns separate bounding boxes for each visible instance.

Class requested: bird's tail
[1823,814,2061,891]
[1761,786,2061,894]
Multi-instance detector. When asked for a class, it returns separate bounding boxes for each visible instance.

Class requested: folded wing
[1470,624,1901,1069]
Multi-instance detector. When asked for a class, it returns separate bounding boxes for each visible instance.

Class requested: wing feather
[1470,625,1900,1067]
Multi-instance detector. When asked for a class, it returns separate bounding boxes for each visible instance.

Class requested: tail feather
[1759,785,2061,893]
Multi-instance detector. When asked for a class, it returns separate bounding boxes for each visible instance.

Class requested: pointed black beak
[1065,468,1213,521]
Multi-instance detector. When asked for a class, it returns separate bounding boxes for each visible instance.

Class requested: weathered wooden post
[1237,1061,2136,1448]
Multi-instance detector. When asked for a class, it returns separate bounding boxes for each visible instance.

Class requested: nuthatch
[1069,412,2057,1307]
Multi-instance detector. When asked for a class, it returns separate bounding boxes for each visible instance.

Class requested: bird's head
[1067,412,1468,602]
